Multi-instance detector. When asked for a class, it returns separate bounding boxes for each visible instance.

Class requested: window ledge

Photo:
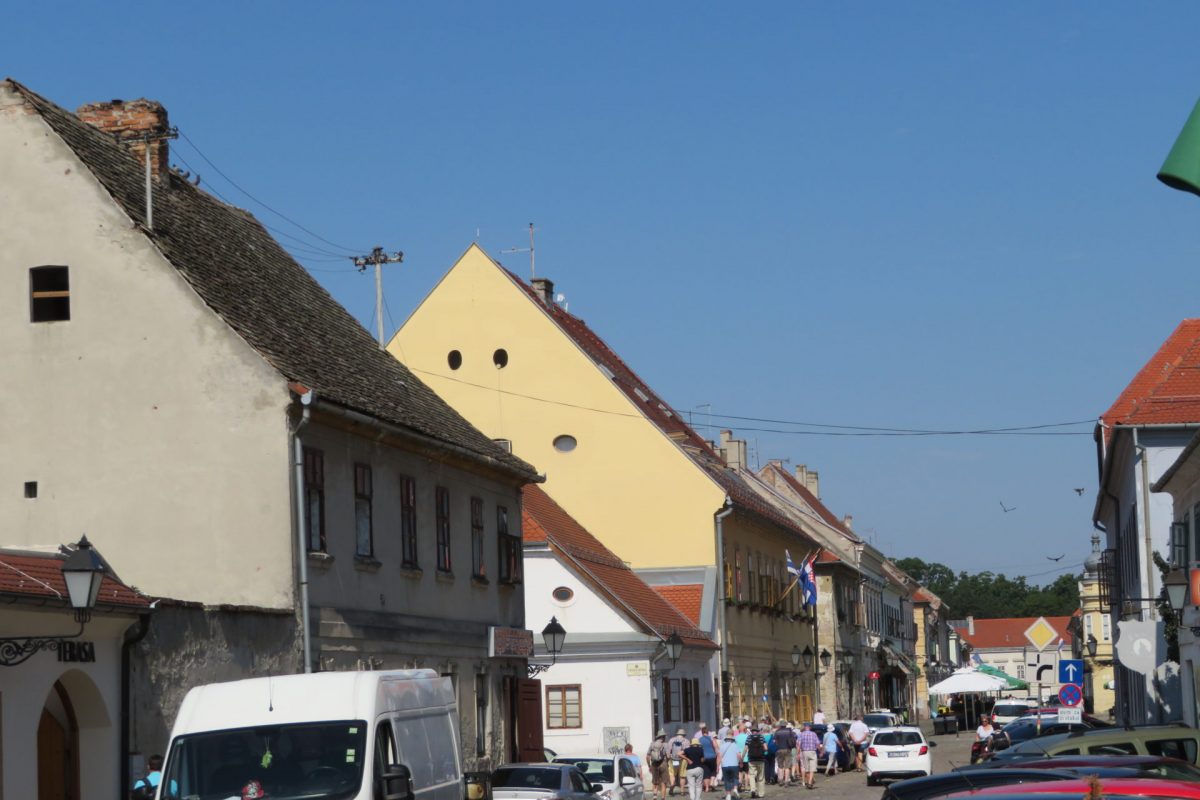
[308,551,335,568]
[354,556,382,572]
[436,570,456,584]
[400,565,423,579]
[471,575,490,588]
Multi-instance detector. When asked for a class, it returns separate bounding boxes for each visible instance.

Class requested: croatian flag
[786,550,802,578]
[800,553,818,608]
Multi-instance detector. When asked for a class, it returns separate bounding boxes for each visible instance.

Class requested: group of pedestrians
[646,709,854,800]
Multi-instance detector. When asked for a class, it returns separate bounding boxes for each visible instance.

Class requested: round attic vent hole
[553,435,577,453]
[448,350,463,370]
[552,586,574,603]
[493,348,509,368]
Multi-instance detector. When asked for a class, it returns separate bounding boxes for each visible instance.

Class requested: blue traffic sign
[1059,683,1083,708]
[1058,659,1084,685]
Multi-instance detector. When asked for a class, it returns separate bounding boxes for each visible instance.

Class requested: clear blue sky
[12,3,1200,582]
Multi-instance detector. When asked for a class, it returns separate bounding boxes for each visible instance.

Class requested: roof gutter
[312,398,540,484]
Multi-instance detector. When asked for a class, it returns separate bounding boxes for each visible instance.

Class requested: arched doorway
[37,680,79,800]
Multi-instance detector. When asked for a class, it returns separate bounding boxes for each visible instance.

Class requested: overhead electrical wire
[176,129,366,255]
[408,367,1096,437]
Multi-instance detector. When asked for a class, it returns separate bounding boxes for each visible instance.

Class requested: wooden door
[37,710,67,800]
[515,678,544,762]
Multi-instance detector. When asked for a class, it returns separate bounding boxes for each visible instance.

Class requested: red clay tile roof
[653,585,703,626]
[955,616,1073,650]
[815,551,842,564]
[523,486,715,649]
[0,549,150,610]
[504,269,820,548]
[759,462,860,543]
[1102,319,1200,430]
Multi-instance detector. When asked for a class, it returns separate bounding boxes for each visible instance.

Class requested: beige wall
[391,245,725,569]
[0,87,294,608]
[302,415,526,627]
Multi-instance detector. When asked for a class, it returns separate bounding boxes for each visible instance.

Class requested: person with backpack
[743,724,768,798]
[772,721,795,787]
[130,754,163,799]
[668,727,689,795]
[648,730,670,800]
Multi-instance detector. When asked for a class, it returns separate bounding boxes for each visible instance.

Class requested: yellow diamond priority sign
[1024,617,1059,652]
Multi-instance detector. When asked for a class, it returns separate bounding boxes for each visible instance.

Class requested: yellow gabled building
[392,244,822,721]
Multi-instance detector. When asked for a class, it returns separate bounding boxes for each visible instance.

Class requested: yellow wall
[392,245,725,568]
[1080,575,1116,719]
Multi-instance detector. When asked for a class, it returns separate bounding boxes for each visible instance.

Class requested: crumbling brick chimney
[531,277,555,306]
[76,98,170,176]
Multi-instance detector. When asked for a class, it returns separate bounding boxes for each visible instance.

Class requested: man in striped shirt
[796,723,820,790]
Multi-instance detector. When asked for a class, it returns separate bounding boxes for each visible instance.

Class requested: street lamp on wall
[819,649,833,671]
[528,616,567,678]
[0,536,106,667]
[1086,634,1098,659]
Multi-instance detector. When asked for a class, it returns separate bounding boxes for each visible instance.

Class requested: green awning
[975,663,1029,691]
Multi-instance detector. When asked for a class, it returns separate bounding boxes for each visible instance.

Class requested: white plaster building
[522,486,718,755]
[1094,319,1200,724]
[0,546,150,799]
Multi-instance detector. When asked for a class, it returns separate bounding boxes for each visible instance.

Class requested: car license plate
[887,751,907,758]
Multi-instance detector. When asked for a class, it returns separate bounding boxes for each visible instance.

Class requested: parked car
[811,723,853,772]
[991,700,1038,729]
[987,724,1200,765]
[879,768,1082,800]
[938,776,1200,798]
[983,718,1093,757]
[552,756,643,800]
[865,727,935,786]
[1016,708,1112,728]
[960,754,1200,782]
[865,712,903,733]
[491,764,603,800]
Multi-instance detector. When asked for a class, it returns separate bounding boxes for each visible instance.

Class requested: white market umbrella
[927,667,1009,695]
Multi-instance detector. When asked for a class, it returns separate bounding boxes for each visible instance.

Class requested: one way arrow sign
[1058,659,1084,684]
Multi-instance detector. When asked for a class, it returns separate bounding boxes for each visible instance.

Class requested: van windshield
[161,720,367,800]
[992,704,1031,718]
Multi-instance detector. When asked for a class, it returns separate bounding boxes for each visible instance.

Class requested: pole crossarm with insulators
[352,247,404,349]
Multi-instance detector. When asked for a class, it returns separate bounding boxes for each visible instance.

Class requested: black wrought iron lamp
[1,536,106,667]
[527,616,567,678]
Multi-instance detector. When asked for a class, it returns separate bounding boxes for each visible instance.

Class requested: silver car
[492,763,605,800]
[553,756,644,800]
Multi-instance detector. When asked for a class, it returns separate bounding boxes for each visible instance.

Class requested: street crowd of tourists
[644,709,868,799]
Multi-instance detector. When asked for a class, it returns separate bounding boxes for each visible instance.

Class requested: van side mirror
[620,777,638,788]
[381,763,414,800]
[927,740,937,748]
[465,770,491,800]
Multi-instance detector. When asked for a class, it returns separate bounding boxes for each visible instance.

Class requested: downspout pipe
[1133,429,1158,622]
[120,612,152,800]
[294,389,315,673]
[714,497,733,718]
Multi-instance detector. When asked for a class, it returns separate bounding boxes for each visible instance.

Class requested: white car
[552,755,644,800]
[864,726,934,786]
[991,698,1038,728]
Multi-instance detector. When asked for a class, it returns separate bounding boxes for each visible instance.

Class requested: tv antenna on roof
[502,223,536,279]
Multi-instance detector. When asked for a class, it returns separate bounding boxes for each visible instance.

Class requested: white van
[157,669,467,800]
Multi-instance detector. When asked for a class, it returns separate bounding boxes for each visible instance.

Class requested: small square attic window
[31,266,70,322]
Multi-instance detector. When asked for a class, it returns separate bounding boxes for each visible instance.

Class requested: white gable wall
[0,86,294,609]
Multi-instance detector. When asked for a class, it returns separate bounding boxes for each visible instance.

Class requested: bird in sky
[1000,501,1016,513]
[1046,553,1065,562]
[1074,488,1086,496]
